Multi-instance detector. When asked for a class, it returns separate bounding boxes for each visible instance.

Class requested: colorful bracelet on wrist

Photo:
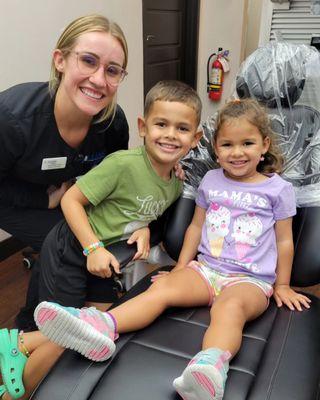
[82,241,104,256]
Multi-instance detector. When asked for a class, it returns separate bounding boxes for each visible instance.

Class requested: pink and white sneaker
[173,348,230,400]
[34,301,117,362]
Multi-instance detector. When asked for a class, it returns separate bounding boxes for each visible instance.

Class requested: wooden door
[142,0,199,97]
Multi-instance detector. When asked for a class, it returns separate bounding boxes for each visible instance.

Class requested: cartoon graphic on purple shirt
[232,213,263,261]
[206,203,231,258]
[196,168,296,284]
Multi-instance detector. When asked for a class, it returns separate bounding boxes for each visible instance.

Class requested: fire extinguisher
[207,48,229,101]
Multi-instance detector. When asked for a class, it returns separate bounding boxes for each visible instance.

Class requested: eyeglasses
[73,51,127,86]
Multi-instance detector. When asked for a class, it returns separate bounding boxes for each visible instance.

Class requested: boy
[38,79,203,312]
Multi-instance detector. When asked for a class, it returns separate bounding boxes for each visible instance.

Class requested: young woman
[0,14,129,330]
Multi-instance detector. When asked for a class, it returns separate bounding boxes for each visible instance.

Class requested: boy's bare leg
[203,283,268,355]
[109,267,210,332]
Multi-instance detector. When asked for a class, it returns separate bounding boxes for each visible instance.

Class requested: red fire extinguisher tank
[209,56,223,101]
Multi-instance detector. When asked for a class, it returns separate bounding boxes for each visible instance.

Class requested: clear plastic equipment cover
[182,42,320,207]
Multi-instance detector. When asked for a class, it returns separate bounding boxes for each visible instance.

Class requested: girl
[2,99,310,400]
[0,14,129,331]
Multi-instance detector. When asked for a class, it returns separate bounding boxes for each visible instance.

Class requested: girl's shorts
[187,260,273,306]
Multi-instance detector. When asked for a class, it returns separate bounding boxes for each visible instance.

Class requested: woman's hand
[86,247,120,278]
[48,180,74,209]
[127,227,150,261]
[273,284,311,311]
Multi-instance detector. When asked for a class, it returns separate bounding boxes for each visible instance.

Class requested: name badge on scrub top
[41,157,67,170]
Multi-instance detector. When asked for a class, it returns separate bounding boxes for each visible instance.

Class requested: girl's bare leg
[110,268,210,332]
[203,283,268,356]
[2,331,63,400]
[173,283,269,399]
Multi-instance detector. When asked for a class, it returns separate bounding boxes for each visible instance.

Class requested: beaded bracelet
[82,241,104,256]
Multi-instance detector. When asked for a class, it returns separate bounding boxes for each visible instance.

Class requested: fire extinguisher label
[220,57,230,72]
[211,68,222,85]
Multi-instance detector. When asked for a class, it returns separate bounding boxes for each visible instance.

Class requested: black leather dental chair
[31,42,320,400]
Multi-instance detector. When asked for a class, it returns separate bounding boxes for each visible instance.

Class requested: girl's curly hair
[214,98,283,174]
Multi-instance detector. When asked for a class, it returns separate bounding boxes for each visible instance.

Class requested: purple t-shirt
[196,168,296,284]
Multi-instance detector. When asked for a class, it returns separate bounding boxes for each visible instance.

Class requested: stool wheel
[22,249,38,270]
[23,257,33,269]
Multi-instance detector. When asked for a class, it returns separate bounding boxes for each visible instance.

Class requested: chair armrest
[106,240,136,271]
[106,220,164,271]
[162,197,195,261]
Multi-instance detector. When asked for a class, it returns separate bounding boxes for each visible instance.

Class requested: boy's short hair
[144,80,202,126]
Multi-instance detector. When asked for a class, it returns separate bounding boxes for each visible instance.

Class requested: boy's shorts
[38,220,119,307]
[187,260,273,306]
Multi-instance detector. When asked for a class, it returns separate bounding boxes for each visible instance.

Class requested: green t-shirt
[76,146,182,245]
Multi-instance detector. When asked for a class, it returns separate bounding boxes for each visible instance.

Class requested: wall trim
[259,0,274,45]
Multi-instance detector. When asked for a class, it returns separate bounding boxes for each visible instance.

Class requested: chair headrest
[236,42,312,107]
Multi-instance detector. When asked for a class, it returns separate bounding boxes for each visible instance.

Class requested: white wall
[197,0,247,122]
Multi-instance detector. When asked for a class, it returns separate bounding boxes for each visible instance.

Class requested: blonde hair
[215,98,283,174]
[144,80,202,126]
[49,14,128,123]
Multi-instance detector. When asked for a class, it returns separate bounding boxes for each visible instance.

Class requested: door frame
[183,0,200,89]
